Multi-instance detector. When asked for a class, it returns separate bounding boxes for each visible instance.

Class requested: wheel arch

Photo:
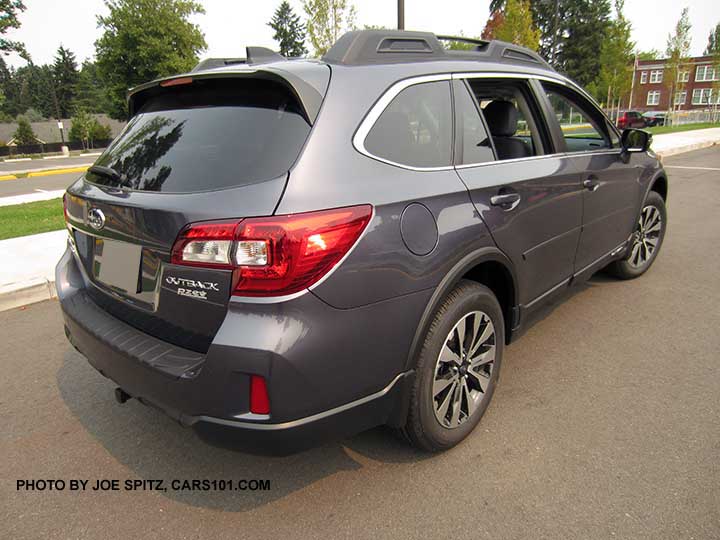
[404,247,519,372]
[649,174,668,201]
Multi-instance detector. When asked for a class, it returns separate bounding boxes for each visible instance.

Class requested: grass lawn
[646,122,719,135]
[0,198,65,240]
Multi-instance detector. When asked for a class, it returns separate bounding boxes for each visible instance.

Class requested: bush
[21,108,45,122]
[69,110,112,149]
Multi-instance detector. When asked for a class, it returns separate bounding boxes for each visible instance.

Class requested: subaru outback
[57,30,667,453]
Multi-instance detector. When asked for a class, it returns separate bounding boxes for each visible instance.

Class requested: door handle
[583,176,599,192]
[490,192,521,211]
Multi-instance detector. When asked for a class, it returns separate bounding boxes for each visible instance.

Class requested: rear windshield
[89,78,311,193]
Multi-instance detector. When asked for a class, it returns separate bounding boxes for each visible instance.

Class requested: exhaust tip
[114,387,132,404]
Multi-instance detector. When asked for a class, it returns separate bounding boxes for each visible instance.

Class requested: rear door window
[89,78,312,193]
[364,80,453,168]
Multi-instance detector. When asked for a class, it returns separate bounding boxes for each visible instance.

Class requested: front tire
[607,191,667,280]
[403,280,504,452]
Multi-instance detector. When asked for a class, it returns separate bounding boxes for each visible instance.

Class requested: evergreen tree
[268,1,307,57]
[637,49,660,60]
[95,0,207,120]
[494,0,540,51]
[13,115,36,145]
[52,45,79,118]
[74,61,110,114]
[557,0,612,87]
[665,7,692,113]
[303,0,357,57]
[705,23,720,56]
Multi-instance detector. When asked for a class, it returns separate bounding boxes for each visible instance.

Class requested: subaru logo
[87,208,106,230]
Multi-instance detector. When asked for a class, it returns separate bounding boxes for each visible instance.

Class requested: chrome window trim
[353,70,622,172]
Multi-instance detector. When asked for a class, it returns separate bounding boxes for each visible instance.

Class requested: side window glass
[365,81,452,168]
[454,83,495,165]
[467,79,545,161]
[542,84,611,153]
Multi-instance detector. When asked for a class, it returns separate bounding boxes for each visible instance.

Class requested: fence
[0,139,113,158]
[667,108,720,125]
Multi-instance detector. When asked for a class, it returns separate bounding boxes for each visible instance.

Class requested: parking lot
[1,147,718,539]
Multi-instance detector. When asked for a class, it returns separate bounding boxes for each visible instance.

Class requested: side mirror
[621,128,651,153]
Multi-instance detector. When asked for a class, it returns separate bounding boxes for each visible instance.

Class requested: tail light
[171,205,373,297]
[63,193,69,222]
[249,375,270,414]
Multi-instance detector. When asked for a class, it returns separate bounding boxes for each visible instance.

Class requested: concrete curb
[654,140,718,160]
[0,278,57,312]
[0,163,92,181]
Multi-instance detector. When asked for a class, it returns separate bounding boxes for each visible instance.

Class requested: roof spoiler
[192,47,286,72]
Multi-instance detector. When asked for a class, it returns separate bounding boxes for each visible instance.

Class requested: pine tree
[494,0,540,51]
[74,61,110,114]
[13,115,36,145]
[705,23,720,56]
[52,45,79,118]
[557,0,612,87]
[268,1,307,57]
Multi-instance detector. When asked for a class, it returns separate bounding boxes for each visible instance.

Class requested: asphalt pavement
[1,147,718,539]
[0,155,99,174]
[0,172,80,198]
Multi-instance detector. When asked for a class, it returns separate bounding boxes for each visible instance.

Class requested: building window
[640,71,647,84]
[649,70,663,83]
[695,65,718,82]
[674,91,687,105]
[678,70,689,82]
[647,91,661,106]
[691,88,720,105]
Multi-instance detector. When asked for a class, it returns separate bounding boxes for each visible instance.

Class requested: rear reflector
[249,375,270,415]
[171,205,373,297]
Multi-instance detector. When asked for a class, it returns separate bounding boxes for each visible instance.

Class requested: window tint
[542,84,611,153]
[454,82,495,165]
[89,78,311,193]
[466,79,545,160]
[365,81,452,168]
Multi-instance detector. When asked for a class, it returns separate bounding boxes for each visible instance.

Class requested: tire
[607,190,667,280]
[403,280,504,452]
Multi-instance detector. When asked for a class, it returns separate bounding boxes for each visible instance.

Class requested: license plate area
[92,238,142,294]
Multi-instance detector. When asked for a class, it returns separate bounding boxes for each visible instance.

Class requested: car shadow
[56,349,430,512]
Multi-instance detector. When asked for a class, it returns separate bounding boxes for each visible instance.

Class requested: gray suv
[57,30,667,453]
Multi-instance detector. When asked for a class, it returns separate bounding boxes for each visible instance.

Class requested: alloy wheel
[628,205,662,268]
[432,311,496,429]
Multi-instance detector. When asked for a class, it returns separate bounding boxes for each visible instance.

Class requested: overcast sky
[4,0,720,68]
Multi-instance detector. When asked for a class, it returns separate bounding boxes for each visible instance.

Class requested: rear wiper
[88,165,125,184]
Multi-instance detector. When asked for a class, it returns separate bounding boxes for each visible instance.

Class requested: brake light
[170,205,373,297]
[249,375,270,414]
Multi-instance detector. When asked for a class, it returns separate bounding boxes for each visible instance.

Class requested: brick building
[628,55,719,111]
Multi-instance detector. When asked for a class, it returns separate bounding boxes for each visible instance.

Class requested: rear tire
[403,280,504,452]
[607,191,666,280]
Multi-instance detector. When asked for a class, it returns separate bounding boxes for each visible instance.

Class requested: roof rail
[321,30,553,70]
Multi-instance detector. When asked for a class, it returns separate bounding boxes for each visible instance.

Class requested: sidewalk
[0,127,719,311]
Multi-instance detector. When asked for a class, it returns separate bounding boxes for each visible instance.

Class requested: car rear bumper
[56,246,425,453]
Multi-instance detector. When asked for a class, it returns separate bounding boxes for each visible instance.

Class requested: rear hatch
[65,70,329,353]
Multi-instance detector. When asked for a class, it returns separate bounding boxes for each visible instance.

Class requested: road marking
[0,175,18,181]
[665,165,720,171]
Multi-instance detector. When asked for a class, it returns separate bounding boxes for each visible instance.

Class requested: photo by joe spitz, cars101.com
[57,29,667,454]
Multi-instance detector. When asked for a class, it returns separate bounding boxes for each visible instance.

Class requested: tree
[0,0,29,60]
[74,61,110,114]
[704,22,720,56]
[302,0,357,57]
[52,45,79,118]
[636,49,660,60]
[13,115,36,145]
[482,10,505,41]
[533,0,566,66]
[69,109,92,149]
[557,0,612,87]
[594,0,634,107]
[95,0,207,120]
[665,7,692,114]
[494,0,540,51]
[268,1,307,57]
